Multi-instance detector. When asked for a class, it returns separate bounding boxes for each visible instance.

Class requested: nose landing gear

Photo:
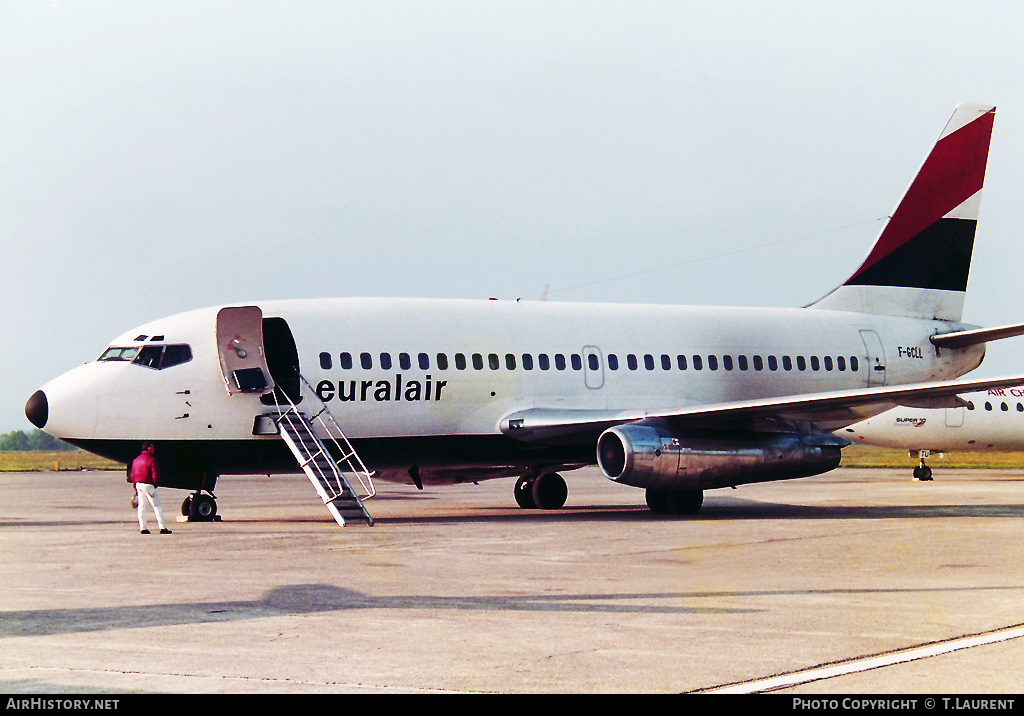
[181,491,220,521]
[912,450,934,481]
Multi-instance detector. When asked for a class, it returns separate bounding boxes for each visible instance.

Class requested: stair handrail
[271,373,376,500]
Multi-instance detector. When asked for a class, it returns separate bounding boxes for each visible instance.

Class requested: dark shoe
[140,529,150,534]
[159,528,172,534]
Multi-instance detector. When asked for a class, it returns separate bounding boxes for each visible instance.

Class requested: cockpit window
[97,344,192,370]
[134,344,192,370]
[161,344,192,368]
[98,347,140,362]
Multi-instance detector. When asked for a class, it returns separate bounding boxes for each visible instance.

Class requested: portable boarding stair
[272,376,376,527]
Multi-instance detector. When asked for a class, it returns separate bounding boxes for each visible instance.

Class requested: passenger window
[539,354,550,370]
[571,354,582,371]
[985,402,993,411]
[797,356,806,371]
[400,353,411,370]
[506,354,517,370]
[723,355,733,371]
[1018,403,1023,412]
[644,354,654,370]
[1002,402,1009,411]
[380,353,392,370]
[340,352,353,369]
[588,354,599,371]
[967,401,975,410]
[488,353,500,370]
[627,355,638,370]
[767,356,778,371]
[677,355,687,370]
[555,354,566,370]
[850,356,859,371]
[455,353,467,370]
[319,352,332,370]
[360,353,372,370]
[753,356,763,371]
[473,354,484,370]
[436,353,449,370]
[608,354,619,370]
[782,356,792,371]
[837,356,846,371]
[522,354,534,370]
[708,355,718,371]
[660,354,671,370]
[810,356,820,371]
[419,353,430,370]
[824,356,833,371]
[693,355,703,370]
[738,355,748,371]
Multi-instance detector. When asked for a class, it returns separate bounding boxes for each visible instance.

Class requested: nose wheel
[181,491,220,521]
[912,450,934,481]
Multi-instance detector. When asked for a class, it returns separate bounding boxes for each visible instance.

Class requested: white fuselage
[35,297,984,482]
[846,388,1024,452]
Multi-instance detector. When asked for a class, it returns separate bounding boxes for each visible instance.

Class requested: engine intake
[597,423,844,491]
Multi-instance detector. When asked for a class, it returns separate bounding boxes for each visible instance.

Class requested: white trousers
[136,483,166,531]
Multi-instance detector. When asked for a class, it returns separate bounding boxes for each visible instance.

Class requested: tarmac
[3,465,1024,694]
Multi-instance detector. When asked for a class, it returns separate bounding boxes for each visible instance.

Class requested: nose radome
[25,390,48,429]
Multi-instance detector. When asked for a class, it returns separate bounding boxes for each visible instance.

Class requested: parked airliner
[845,388,1024,480]
[25,103,1024,524]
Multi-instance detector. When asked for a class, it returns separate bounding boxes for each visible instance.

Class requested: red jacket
[130,450,160,486]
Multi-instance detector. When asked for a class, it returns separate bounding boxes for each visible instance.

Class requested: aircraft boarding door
[945,407,965,427]
[859,330,886,387]
[216,306,274,396]
[261,317,302,406]
[583,346,605,389]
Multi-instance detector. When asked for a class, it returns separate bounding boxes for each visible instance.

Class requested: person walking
[131,442,171,534]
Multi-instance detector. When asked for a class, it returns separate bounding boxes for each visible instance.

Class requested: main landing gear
[912,450,934,481]
[645,488,704,516]
[181,491,220,521]
[514,472,568,510]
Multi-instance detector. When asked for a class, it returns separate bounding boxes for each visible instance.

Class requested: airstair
[271,375,375,527]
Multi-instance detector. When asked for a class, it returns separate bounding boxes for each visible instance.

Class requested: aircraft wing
[499,373,1024,444]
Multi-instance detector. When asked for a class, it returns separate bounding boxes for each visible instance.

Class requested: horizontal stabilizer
[929,321,1024,349]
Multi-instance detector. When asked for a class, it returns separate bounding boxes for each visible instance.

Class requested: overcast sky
[3,1,1024,431]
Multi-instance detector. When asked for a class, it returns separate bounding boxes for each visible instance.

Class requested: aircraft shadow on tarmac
[3,582,1023,639]
[374,498,1024,525]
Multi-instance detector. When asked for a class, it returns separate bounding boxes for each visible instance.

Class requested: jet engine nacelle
[596,423,844,491]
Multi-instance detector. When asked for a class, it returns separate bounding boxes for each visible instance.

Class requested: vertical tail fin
[810,103,995,321]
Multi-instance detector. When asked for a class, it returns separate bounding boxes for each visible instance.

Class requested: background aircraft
[844,388,1024,480]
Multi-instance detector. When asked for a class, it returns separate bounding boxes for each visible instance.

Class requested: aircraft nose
[25,390,48,429]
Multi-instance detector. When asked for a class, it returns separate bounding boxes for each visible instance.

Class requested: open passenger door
[216,306,275,395]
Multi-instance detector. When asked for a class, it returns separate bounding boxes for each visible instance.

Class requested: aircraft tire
[189,493,217,522]
[514,476,537,509]
[646,489,703,516]
[669,489,703,515]
[646,489,671,514]
[181,495,192,516]
[531,472,567,510]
